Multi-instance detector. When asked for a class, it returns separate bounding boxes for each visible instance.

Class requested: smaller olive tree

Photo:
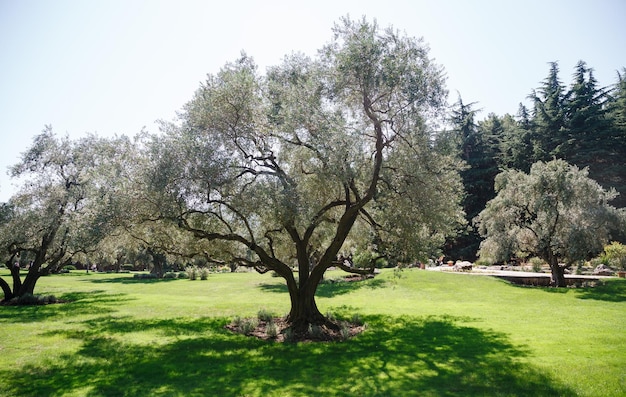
[475,159,623,287]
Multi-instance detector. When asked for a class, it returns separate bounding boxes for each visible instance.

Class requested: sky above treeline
[1,0,625,201]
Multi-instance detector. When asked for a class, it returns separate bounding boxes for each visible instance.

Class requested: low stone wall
[494,275,602,287]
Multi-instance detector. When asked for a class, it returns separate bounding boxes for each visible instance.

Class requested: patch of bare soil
[226,317,366,343]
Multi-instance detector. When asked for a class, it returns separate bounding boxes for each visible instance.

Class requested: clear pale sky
[1,0,625,201]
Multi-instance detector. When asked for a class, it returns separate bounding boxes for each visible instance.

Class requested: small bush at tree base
[351,313,364,326]
[283,327,296,343]
[339,322,351,341]
[266,322,278,338]
[308,324,324,339]
[6,294,58,305]
[257,308,274,322]
[238,318,258,335]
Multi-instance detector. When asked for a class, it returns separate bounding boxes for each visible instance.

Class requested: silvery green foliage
[476,159,623,283]
[140,17,465,321]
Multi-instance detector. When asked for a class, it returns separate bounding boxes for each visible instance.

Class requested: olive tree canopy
[139,17,464,328]
[0,128,128,300]
[476,159,624,287]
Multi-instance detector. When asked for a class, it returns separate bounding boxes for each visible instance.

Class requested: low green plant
[185,266,198,280]
[238,318,258,335]
[393,265,405,280]
[528,257,544,273]
[199,267,210,280]
[474,259,491,267]
[283,327,296,343]
[62,265,76,271]
[8,293,58,305]
[339,322,351,341]
[121,264,135,271]
[163,272,178,279]
[353,250,378,269]
[308,324,323,339]
[257,308,274,322]
[351,313,363,326]
[266,321,278,338]
[603,241,626,270]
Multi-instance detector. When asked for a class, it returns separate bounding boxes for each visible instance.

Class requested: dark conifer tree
[604,68,626,209]
[444,98,499,261]
[529,62,569,161]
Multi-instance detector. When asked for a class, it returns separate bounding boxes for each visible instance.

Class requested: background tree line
[443,61,626,261]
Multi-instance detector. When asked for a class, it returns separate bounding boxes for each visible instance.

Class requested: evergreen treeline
[445,61,626,260]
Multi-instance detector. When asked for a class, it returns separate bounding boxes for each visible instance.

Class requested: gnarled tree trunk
[547,255,567,287]
[286,282,327,329]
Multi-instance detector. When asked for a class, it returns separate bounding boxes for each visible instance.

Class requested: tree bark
[0,277,13,301]
[148,249,166,278]
[548,257,567,287]
[285,280,335,331]
[19,268,41,296]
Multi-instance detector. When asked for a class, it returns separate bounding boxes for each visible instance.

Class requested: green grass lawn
[1,268,624,396]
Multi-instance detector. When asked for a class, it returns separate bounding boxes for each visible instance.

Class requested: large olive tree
[140,17,464,329]
[476,159,624,287]
[0,129,129,301]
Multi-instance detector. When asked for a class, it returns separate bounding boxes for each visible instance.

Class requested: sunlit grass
[0,268,624,396]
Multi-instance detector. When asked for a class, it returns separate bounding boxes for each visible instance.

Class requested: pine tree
[445,98,499,261]
[604,68,626,209]
[564,60,611,163]
[529,62,568,160]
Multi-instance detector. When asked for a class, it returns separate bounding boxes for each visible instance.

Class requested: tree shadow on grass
[0,314,573,397]
[0,291,126,323]
[258,277,388,298]
[575,279,626,302]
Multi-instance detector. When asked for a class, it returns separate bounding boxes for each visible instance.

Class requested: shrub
[257,308,274,322]
[10,294,58,305]
[353,251,375,269]
[238,318,258,335]
[266,322,278,339]
[177,271,188,279]
[351,313,364,326]
[474,259,492,267]
[308,324,324,339]
[528,257,544,273]
[603,242,626,270]
[62,265,76,271]
[133,273,157,279]
[163,272,178,279]
[199,266,210,280]
[283,327,296,343]
[339,322,351,341]
[121,263,135,271]
[185,266,198,280]
[375,257,390,268]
